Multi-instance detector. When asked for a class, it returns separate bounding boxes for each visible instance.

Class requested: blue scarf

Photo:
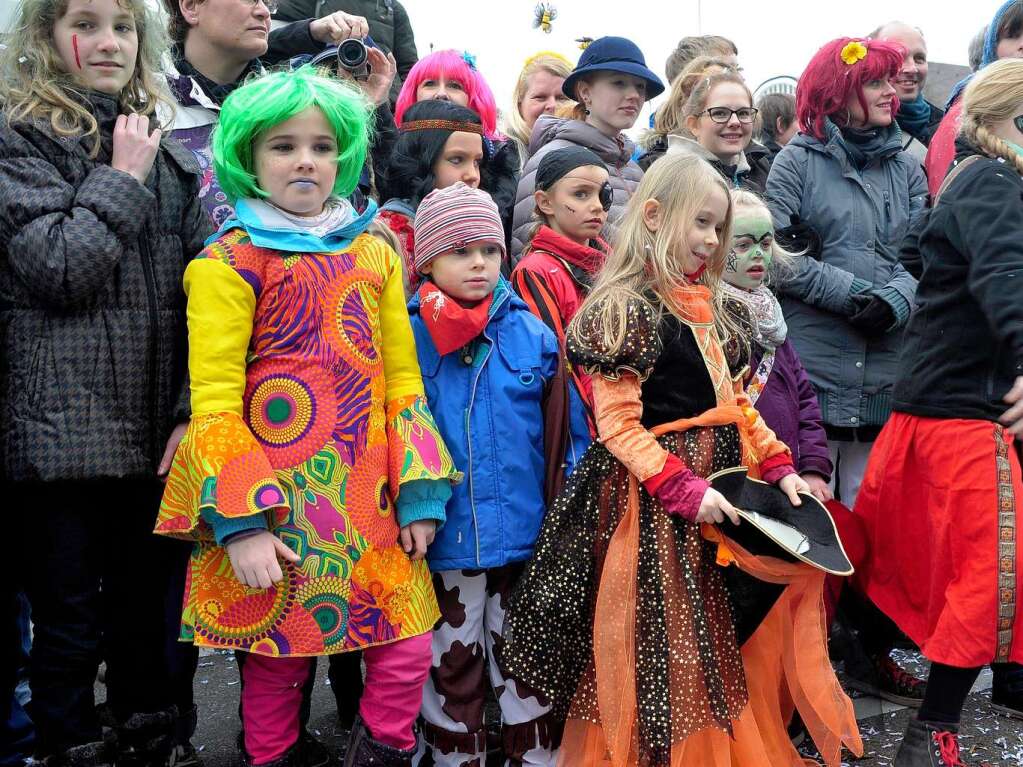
[208,197,378,253]
[896,95,933,140]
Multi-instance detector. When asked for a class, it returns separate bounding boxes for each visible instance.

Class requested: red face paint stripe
[72,34,81,69]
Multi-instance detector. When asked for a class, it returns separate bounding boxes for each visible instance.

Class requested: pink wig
[796,37,905,141]
[394,49,502,139]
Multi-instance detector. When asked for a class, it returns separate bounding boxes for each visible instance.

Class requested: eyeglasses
[699,107,759,124]
[1014,115,1023,134]
[242,0,279,13]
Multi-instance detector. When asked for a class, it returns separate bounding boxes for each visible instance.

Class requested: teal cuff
[849,277,873,295]
[873,285,912,329]
[200,507,268,546]
[396,478,451,529]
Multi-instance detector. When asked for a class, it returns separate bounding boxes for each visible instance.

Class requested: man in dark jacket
[272,0,417,104]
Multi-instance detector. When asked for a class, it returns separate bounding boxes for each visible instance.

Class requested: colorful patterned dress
[156,224,458,658]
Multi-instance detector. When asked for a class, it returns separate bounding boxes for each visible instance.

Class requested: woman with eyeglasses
[854,57,1023,765]
[654,70,771,193]
[766,36,929,713]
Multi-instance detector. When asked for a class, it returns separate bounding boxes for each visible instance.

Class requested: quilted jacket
[0,90,211,481]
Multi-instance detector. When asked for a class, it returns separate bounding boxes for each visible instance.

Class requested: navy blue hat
[561,36,665,102]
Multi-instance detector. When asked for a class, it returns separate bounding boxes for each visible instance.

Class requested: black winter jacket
[273,0,417,104]
[894,141,1023,422]
[0,91,212,482]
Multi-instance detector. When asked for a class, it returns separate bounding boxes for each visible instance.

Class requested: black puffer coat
[0,91,211,482]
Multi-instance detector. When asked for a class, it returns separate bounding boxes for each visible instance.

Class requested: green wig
[213,66,373,203]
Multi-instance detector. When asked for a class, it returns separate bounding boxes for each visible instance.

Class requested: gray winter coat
[766,122,927,430]
[0,91,211,482]
[510,115,643,263]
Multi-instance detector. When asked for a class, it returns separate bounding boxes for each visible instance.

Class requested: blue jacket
[409,279,588,571]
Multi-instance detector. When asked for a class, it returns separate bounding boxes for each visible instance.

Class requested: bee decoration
[533,3,557,34]
[576,37,594,51]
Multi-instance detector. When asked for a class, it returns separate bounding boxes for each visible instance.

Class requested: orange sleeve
[733,378,792,467]
[592,372,670,482]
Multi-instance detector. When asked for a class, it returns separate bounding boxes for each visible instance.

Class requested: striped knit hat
[413,183,506,273]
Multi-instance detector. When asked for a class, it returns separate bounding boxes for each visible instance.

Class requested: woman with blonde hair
[503,52,574,167]
[636,55,738,167]
[855,57,1023,766]
[500,153,861,767]
[0,0,210,763]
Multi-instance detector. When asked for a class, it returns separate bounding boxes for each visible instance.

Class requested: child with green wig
[155,65,460,767]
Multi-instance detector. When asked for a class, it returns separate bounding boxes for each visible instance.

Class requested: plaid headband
[400,119,484,135]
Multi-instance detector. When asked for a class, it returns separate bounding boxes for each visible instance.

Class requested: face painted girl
[724,206,774,291]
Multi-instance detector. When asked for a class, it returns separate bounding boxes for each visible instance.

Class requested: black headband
[535,146,606,190]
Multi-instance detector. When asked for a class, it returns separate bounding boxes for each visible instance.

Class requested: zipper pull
[883,190,891,216]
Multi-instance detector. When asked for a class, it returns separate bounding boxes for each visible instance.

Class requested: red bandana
[528,225,608,276]
[417,282,494,356]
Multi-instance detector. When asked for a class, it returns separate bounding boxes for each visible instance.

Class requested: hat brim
[709,467,855,576]
[562,62,665,102]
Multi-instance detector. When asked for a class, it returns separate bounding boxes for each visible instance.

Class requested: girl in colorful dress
[856,57,1023,766]
[155,66,459,767]
[0,0,210,763]
[499,153,862,767]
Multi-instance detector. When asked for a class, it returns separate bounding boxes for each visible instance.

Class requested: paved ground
[183,648,1023,766]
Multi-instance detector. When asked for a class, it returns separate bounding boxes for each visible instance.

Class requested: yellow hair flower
[841,41,868,66]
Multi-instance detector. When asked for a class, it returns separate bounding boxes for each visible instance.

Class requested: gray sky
[403,0,997,132]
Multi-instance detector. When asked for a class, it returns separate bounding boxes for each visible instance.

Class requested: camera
[336,38,368,71]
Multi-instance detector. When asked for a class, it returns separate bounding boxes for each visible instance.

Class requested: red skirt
[855,412,1023,667]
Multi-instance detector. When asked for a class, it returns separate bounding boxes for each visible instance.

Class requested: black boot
[167,706,202,767]
[43,741,114,767]
[114,708,178,767]
[991,662,1023,719]
[894,719,969,767]
[342,716,415,767]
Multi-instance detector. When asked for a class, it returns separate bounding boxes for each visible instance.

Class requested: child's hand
[1002,376,1023,435]
[695,488,740,525]
[157,423,188,482]
[799,472,833,503]
[112,114,161,184]
[777,473,810,506]
[399,520,436,561]
[225,531,301,589]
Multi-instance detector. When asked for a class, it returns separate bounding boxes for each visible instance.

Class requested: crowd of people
[2,0,1023,766]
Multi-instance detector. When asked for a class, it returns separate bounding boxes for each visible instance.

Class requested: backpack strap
[934,154,983,204]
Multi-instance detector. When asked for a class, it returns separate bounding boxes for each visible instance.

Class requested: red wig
[394,50,502,140]
[796,37,905,141]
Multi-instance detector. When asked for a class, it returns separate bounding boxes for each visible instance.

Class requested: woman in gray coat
[767,35,928,709]
[509,36,663,262]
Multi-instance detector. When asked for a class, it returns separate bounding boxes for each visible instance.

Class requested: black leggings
[918,663,982,725]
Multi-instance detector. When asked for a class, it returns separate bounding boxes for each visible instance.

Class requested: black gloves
[775,214,822,260]
[849,293,896,338]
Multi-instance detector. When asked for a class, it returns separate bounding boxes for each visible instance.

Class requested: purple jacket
[749,339,833,480]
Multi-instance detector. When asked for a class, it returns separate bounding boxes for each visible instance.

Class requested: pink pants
[240,632,432,764]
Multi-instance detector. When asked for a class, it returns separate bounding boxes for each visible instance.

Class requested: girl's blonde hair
[569,153,738,357]
[0,0,171,157]
[642,56,738,149]
[961,57,1023,177]
[729,189,796,286]
[503,52,574,147]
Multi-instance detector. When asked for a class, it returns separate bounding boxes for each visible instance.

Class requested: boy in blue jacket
[408,183,587,766]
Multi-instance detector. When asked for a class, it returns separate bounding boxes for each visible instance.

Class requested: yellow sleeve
[155,254,289,540]
[184,257,255,416]
[378,245,427,406]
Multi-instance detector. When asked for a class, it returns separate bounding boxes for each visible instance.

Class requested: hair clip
[400,119,484,135]
[461,51,477,70]
[840,41,868,66]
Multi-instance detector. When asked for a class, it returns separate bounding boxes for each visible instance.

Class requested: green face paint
[725,211,774,291]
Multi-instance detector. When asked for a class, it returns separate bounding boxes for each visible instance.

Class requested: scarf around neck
[210,196,377,252]
[837,123,899,170]
[417,281,496,356]
[529,225,608,276]
[897,94,933,140]
[721,282,788,349]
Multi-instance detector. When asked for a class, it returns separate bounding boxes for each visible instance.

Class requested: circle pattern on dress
[245,361,338,468]
[322,268,382,377]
